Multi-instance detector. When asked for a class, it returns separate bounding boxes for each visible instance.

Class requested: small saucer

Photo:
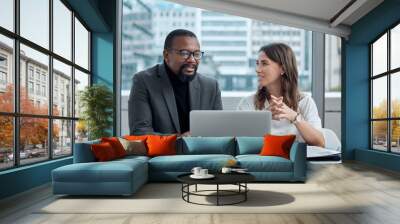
[190,174,215,179]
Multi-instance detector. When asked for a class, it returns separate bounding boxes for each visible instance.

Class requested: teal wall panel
[343,44,369,159]
[66,0,110,32]
[92,32,114,87]
[0,158,72,199]
[355,148,400,172]
[344,0,400,171]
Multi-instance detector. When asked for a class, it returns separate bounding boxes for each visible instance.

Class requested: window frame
[0,0,92,171]
[370,20,400,154]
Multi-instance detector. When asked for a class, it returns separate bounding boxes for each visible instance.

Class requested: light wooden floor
[1,161,400,224]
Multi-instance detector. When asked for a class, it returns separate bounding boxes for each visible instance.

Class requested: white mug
[191,167,202,176]
[221,167,232,174]
[200,169,208,176]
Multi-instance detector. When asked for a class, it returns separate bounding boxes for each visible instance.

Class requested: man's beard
[177,64,198,82]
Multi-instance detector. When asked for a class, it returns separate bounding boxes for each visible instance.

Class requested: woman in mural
[237,43,325,147]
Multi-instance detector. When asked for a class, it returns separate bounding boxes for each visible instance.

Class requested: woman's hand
[269,95,297,121]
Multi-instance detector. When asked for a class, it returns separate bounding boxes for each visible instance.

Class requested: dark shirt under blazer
[128,63,223,135]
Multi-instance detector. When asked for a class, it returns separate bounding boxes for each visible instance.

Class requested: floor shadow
[202,190,295,207]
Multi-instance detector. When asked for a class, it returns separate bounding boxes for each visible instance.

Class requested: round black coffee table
[177,173,255,206]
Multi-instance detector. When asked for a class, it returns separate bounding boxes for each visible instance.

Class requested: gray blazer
[128,63,222,135]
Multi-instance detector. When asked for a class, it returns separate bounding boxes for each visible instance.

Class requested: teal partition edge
[344,0,400,171]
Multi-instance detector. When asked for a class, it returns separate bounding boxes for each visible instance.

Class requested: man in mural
[128,29,222,135]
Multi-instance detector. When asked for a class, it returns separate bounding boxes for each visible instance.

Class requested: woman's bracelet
[290,112,300,124]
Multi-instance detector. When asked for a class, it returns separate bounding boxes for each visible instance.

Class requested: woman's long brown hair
[254,43,300,111]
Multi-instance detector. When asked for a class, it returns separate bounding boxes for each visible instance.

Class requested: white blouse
[236,93,322,142]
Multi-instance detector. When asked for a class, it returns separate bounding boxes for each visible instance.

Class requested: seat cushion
[236,155,293,172]
[148,154,235,172]
[52,158,147,183]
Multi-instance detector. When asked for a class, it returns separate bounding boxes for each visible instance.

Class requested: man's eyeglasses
[169,49,204,60]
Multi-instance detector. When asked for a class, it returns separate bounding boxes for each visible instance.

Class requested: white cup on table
[199,169,208,176]
[191,167,202,176]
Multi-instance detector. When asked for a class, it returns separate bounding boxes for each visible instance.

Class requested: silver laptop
[190,110,272,137]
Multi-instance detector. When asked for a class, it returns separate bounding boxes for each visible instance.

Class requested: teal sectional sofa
[52,137,306,196]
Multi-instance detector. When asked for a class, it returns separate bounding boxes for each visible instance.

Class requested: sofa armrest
[289,142,307,181]
[73,140,100,163]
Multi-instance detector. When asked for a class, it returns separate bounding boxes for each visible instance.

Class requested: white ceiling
[227,0,352,23]
[168,0,384,38]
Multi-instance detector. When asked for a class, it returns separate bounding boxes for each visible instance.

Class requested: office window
[21,44,49,116]
[0,0,14,32]
[19,117,49,165]
[28,81,34,94]
[325,34,341,139]
[42,85,46,97]
[73,68,89,142]
[0,71,6,85]
[35,70,40,81]
[74,18,89,70]
[0,116,13,170]
[53,59,72,117]
[74,69,89,119]
[53,0,72,60]
[53,119,72,158]
[391,24,400,69]
[0,55,7,67]
[28,67,34,80]
[370,23,400,153]
[35,84,40,95]
[20,0,49,49]
[0,1,91,170]
[0,34,14,113]
[120,0,313,135]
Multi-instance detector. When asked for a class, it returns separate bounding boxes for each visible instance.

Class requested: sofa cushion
[101,137,127,158]
[236,155,293,172]
[148,154,235,172]
[53,158,147,183]
[91,142,118,161]
[147,135,177,157]
[260,134,296,159]
[123,135,149,142]
[236,137,264,155]
[118,138,147,156]
[181,137,235,155]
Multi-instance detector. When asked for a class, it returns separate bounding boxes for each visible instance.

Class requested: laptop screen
[190,110,272,137]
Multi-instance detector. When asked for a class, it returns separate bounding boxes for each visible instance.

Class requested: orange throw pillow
[123,135,149,141]
[260,134,296,159]
[146,135,177,157]
[91,142,118,161]
[101,137,127,158]
[123,135,150,149]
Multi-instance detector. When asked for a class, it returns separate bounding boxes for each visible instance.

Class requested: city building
[121,0,155,91]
